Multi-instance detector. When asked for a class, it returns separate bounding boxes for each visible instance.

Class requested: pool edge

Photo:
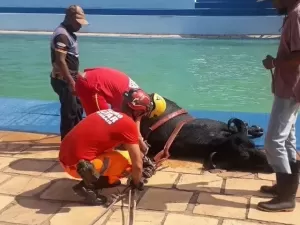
[0,30,281,39]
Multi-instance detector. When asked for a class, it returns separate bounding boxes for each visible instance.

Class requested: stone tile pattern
[0,131,299,225]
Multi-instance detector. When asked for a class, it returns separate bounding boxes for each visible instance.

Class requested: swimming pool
[0,34,278,113]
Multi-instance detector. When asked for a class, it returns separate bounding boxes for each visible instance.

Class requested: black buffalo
[140,95,273,173]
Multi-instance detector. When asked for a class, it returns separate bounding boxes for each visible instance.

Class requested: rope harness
[92,110,269,225]
[144,109,195,168]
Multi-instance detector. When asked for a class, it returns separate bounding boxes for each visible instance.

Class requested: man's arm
[136,119,145,151]
[123,143,143,185]
[135,117,150,154]
[53,35,75,91]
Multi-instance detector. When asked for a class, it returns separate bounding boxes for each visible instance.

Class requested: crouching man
[75,67,159,154]
[59,89,157,205]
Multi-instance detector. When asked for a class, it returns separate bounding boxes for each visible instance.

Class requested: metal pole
[96,185,131,221]
[127,188,136,225]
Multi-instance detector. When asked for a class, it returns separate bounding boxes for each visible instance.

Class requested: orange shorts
[61,150,132,184]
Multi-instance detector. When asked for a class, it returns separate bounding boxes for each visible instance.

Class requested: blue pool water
[0,34,278,113]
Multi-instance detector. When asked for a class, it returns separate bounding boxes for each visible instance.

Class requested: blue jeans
[264,95,300,174]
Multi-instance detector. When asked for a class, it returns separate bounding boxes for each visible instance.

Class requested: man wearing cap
[257,0,300,212]
[50,5,89,140]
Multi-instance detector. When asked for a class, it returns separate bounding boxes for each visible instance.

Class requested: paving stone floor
[0,130,299,225]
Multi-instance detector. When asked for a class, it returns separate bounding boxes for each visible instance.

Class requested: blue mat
[0,97,299,149]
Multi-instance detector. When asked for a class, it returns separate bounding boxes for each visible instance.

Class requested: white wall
[0,13,283,35]
[0,0,283,35]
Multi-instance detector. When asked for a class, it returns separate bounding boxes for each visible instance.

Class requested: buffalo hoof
[203,152,218,171]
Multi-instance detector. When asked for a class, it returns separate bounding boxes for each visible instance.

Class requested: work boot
[73,181,88,197]
[74,160,109,205]
[259,161,298,195]
[72,181,108,205]
[290,161,299,174]
[257,167,299,212]
[76,160,100,189]
[260,184,277,195]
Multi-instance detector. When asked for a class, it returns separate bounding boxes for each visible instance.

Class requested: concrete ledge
[1,97,299,149]
[0,30,281,39]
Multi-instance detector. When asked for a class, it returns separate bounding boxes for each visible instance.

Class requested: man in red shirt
[75,67,162,153]
[75,67,141,115]
[59,88,156,205]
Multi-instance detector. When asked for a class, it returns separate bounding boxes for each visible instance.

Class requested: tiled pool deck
[0,130,299,225]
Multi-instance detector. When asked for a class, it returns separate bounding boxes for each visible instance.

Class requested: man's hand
[70,80,77,95]
[142,166,155,179]
[293,81,300,102]
[142,156,156,178]
[123,143,143,187]
[129,178,145,191]
[262,55,276,70]
[139,138,150,155]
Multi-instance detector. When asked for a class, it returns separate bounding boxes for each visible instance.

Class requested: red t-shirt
[59,109,139,166]
[83,67,140,111]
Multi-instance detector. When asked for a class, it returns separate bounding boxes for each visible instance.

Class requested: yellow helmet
[149,93,167,118]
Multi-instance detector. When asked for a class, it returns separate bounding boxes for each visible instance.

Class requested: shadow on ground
[0,134,60,157]
[13,176,274,216]
[6,157,281,216]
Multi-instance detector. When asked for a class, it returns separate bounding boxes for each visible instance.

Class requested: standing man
[50,5,88,140]
[257,0,300,212]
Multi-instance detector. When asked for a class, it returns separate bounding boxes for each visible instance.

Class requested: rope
[126,188,136,225]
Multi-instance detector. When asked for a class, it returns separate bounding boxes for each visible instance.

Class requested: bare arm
[53,35,75,90]
[123,143,143,185]
[55,51,75,86]
[135,118,149,154]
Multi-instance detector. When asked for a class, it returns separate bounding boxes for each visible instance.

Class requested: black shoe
[72,181,87,197]
[84,188,107,206]
[257,170,299,212]
[72,181,107,206]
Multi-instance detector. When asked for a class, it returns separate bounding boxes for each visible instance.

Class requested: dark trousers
[51,77,83,140]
